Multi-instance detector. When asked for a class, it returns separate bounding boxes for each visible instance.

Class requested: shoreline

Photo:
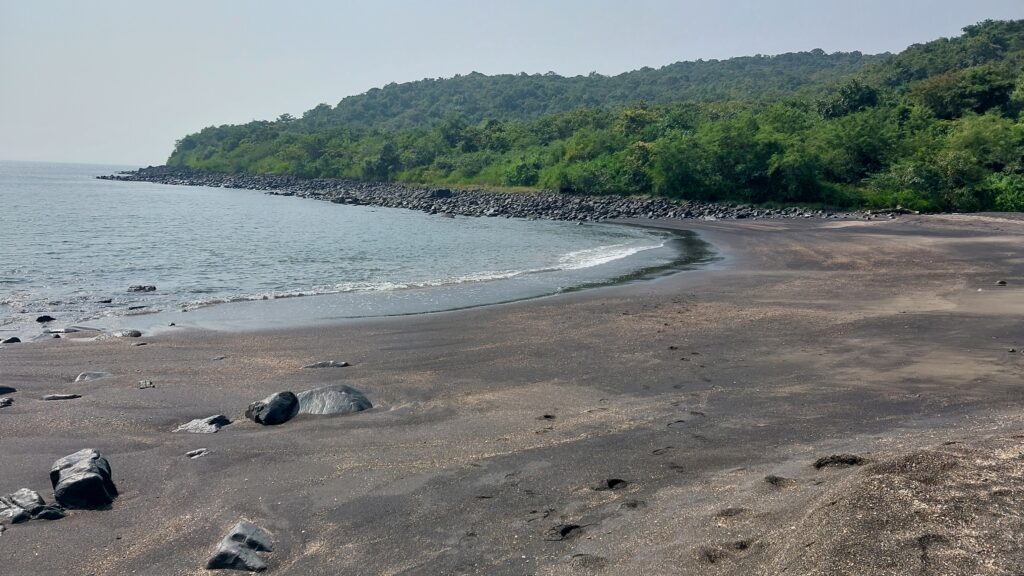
[99,165,888,222]
[2,215,1023,574]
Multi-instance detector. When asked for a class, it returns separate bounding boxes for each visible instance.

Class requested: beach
[2,214,1023,575]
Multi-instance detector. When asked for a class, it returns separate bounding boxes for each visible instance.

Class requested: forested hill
[309,51,881,130]
[168,20,1024,213]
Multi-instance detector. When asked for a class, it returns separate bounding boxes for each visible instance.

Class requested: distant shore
[100,165,889,222]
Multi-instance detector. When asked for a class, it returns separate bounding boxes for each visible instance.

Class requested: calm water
[0,161,701,339]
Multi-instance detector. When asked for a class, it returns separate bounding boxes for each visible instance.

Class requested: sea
[0,161,707,341]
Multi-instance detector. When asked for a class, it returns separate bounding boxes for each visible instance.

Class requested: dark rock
[32,505,65,520]
[128,285,156,292]
[1,337,20,344]
[113,329,142,338]
[138,380,155,389]
[814,454,866,469]
[765,474,795,488]
[74,371,111,382]
[0,398,11,408]
[225,520,273,552]
[591,478,629,491]
[35,315,56,323]
[49,449,118,509]
[995,280,1008,286]
[246,391,299,425]
[0,489,64,521]
[42,394,80,401]
[205,520,273,572]
[544,523,582,541]
[295,385,371,416]
[0,386,15,394]
[301,360,350,369]
[175,415,231,434]
[97,299,113,304]
[0,500,30,524]
[205,541,267,572]
[132,342,148,347]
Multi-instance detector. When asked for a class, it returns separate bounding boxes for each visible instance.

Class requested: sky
[2,0,1023,166]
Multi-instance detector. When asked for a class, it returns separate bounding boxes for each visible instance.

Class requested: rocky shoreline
[99,166,892,222]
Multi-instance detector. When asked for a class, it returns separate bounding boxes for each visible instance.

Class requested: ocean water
[0,161,704,340]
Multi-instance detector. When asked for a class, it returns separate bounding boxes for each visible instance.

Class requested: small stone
[1,337,20,344]
[132,342,148,347]
[302,360,350,369]
[36,315,56,323]
[544,523,582,541]
[138,380,155,389]
[43,394,81,401]
[0,398,11,408]
[813,454,865,469]
[113,329,142,338]
[246,391,299,425]
[175,415,231,434]
[75,372,111,382]
[995,280,1008,286]
[128,285,156,292]
[591,478,629,491]
[185,448,208,459]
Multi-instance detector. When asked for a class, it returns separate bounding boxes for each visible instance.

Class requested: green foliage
[167,20,1024,213]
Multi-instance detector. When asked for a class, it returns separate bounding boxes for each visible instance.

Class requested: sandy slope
[1,214,1023,575]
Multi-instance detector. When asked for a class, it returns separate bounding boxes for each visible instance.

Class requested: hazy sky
[2,1,1023,166]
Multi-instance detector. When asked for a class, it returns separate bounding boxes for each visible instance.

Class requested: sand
[1,214,1023,575]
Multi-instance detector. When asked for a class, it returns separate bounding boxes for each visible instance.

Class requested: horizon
[2,0,1023,165]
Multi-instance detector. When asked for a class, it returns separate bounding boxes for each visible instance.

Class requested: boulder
[0,386,15,394]
[75,372,111,382]
[245,392,299,425]
[205,520,273,572]
[49,449,117,509]
[174,415,231,434]
[295,385,372,416]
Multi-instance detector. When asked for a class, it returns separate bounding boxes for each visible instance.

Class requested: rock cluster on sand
[175,415,231,434]
[0,489,64,523]
[102,166,878,223]
[205,520,273,572]
[245,392,300,425]
[295,384,372,416]
[49,449,118,509]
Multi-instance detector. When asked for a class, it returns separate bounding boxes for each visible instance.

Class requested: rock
[35,315,56,323]
[185,448,208,459]
[205,540,267,572]
[295,385,372,416]
[49,449,118,509]
[0,398,11,408]
[174,415,231,434]
[301,360,350,369]
[138,380,155,389]
[132,342,148,347]
[128,285,156,292]
[75,372,111,382]
[995,280,1008,286]
[246,391,299,425]
[205,520,273,572]
[42,394,80,401]
[0,488,63,521]
[591,478,629,491]
[113,329,142,338]
[814,454,866,469]
[225,520,274,552]
[765,474,795,488]
[0,386,15,394]
[1,337,20,344]
[544,523,582,541]
[97,299,113,304]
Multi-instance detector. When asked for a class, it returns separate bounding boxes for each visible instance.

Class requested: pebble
[42,394,81,401]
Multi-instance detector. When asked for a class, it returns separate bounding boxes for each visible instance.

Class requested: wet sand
[2,214,1023,575]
